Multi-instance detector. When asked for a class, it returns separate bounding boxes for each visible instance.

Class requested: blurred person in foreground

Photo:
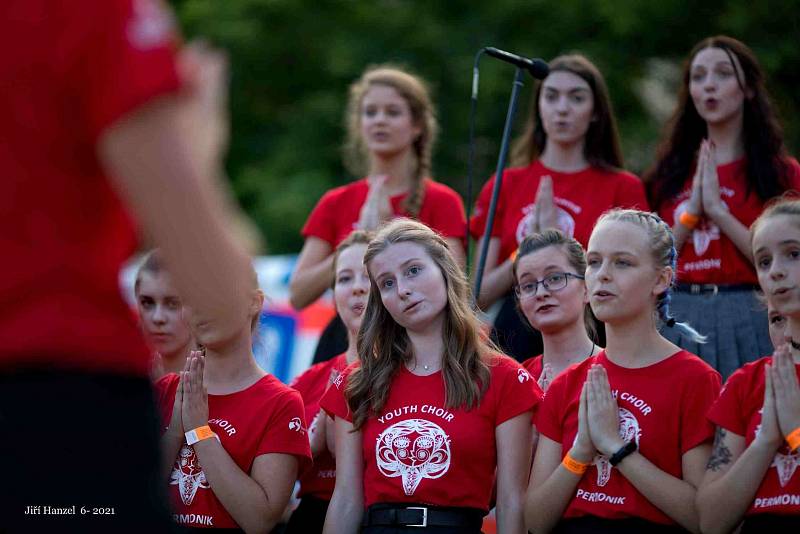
[0,0,254,529]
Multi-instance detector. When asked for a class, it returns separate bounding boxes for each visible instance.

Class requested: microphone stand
[473,66,526,301]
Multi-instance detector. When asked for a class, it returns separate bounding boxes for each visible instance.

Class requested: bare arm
[495,412,532,534]
[445,238,466,272]
[707,208,754,263]
[325,415,336,458]
[289,237,334,310]
[193,440,298,533]
[99,96,252,339]
[308,409,328,458]
[323,418,364,534]
[613,444,709,533]
[525,436,586,533]
[474,238,514,309]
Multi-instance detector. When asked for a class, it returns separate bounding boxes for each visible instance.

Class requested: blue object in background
[253,311,297,383]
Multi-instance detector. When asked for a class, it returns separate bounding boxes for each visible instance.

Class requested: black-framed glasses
[514,272,585,299]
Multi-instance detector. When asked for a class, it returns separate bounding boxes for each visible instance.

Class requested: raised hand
[358,175,392,230]
[534,175,558,234]
[756,360,783,450]
[686,140,705,217]
[701,141,726,219]
[167,357,191,437]
[586,365,624,456]
[181,350,209,432]
[569,380,597,464]
[538,362,554,393]
[770,344,800,440]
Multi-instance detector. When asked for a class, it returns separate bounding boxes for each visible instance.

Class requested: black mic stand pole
[473,66,525,301]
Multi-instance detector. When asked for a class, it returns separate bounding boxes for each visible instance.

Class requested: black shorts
[0,368,179,533]
[283,495,330,533]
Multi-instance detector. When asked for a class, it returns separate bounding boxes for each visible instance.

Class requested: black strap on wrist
[609,441,637,466]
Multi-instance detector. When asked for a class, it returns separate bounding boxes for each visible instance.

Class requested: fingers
[764,364,775,407]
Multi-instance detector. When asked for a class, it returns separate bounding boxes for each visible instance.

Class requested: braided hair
[596,209,706,343]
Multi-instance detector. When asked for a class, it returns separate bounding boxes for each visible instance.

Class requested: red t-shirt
[290,353,349,500]
[658,158,800,285]
[536,350,721,524]
[0,0,182,375]
[320,355,541,510]
[302,178,467,248]
[707,356,800,517]
[470,161,648,260]
[156,373,312,529]
[522,354,544,382]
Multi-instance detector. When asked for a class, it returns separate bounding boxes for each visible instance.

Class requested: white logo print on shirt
[375,419,451,496]
[755,410,800,487]
[516,200,576,243]
[592,407,641,487]
[518,369,531,383]
[171,444,210,505]
[674,199,728,257]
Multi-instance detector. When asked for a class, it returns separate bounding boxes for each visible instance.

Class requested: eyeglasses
[514,272,585,299]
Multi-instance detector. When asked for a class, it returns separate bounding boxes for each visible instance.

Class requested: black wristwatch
[609,441,637,466]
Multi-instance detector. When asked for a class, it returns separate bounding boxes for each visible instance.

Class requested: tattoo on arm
[706,427,732,472]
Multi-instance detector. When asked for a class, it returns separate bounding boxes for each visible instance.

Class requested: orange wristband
[185,425,218,446]
[562,453,589,476]
[509,248,518,263]
[787,427,800,452]
[678,210,700,230]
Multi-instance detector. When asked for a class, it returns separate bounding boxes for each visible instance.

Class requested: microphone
[484,47,549,79]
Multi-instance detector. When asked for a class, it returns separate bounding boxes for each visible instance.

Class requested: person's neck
[162,345,192,375]
[603,313,676,368]
[203,332,265,394]
[369,150,416,196]
[786,316,800,364]
[345,329,359,365]
[406,316,445,373]
[539,140,589,173]
[541,321,596,374]
[706,115,745,165]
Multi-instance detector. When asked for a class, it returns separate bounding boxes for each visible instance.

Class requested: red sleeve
[784,157,800,192]
[319,365,354,422]
[154,372,179,430]
[534,372,568,443]
[290,362,323,398]
[80,0,181,141]
[256,389,312,463]
[424,184,467,241]
[707,365,749,436]
[494,357,542,425]
[680,368,722,453]
[614,173,650,211]
[469,175,503,239]
[301,189,338,245]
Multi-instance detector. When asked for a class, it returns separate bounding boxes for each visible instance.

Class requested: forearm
[322,486,363,534]
[697,440,777,534]
[672,223,692,255]
[193,439,279,533]
[477,260,514,309]
[708,208,753,262]
[615,453,700,532]
[161,431,184,482]
[496,491,525,534]
[309,411,328,458]
[289,254,334,310]
[525,461,583,532]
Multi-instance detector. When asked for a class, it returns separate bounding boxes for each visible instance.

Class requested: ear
[251,289,265,318]
[652,266,673,298]
[581,280,590,305]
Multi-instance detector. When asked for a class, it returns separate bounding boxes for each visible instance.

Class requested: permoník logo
[171,444,210,505]
[518,369,531,383]
[376,419,451,496]
[288,417,305,434]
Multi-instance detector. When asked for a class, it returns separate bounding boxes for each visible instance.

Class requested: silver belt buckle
[406,506,428,527]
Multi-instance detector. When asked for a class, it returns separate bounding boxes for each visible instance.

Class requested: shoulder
[521,354,543,374]
[723,356,769,390]
[290,358,336,393]
[547,355,595,396]
[254,374,304,404]
[590,166,641,184]
[667,350,722,388]
[316,179,368,205]
[155,372,179,394]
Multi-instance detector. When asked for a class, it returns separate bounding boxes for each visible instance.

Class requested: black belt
[362,503,484,528]
[673,283,758,295]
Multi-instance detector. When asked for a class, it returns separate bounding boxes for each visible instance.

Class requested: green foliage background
[170,0,800,254]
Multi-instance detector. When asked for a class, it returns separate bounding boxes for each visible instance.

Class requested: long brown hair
[345,219,491,430]
[343,65,438,216]
[645,36,791,210]
[510,54,624,170]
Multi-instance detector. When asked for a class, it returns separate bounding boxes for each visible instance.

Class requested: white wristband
[185,425,219,445]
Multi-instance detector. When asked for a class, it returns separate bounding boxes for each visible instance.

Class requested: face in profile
[586,221,668,324]
[689,46,748,127]
[538,70,594,147]
[369,241,447,334]
[516,245,587,334]
[753,214,800,318]
[136,271,192,358]
[360,84,421,159]
[334,244,370,334]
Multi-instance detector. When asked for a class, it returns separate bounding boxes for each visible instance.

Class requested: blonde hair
[751,197,800,241]
[594,209,705,343]
[343,65,438,217]
[345,219,491,430]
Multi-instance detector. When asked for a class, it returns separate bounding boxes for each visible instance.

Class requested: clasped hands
[684,139,727,222]
[570,365,629,463]
[167,350,209,440]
